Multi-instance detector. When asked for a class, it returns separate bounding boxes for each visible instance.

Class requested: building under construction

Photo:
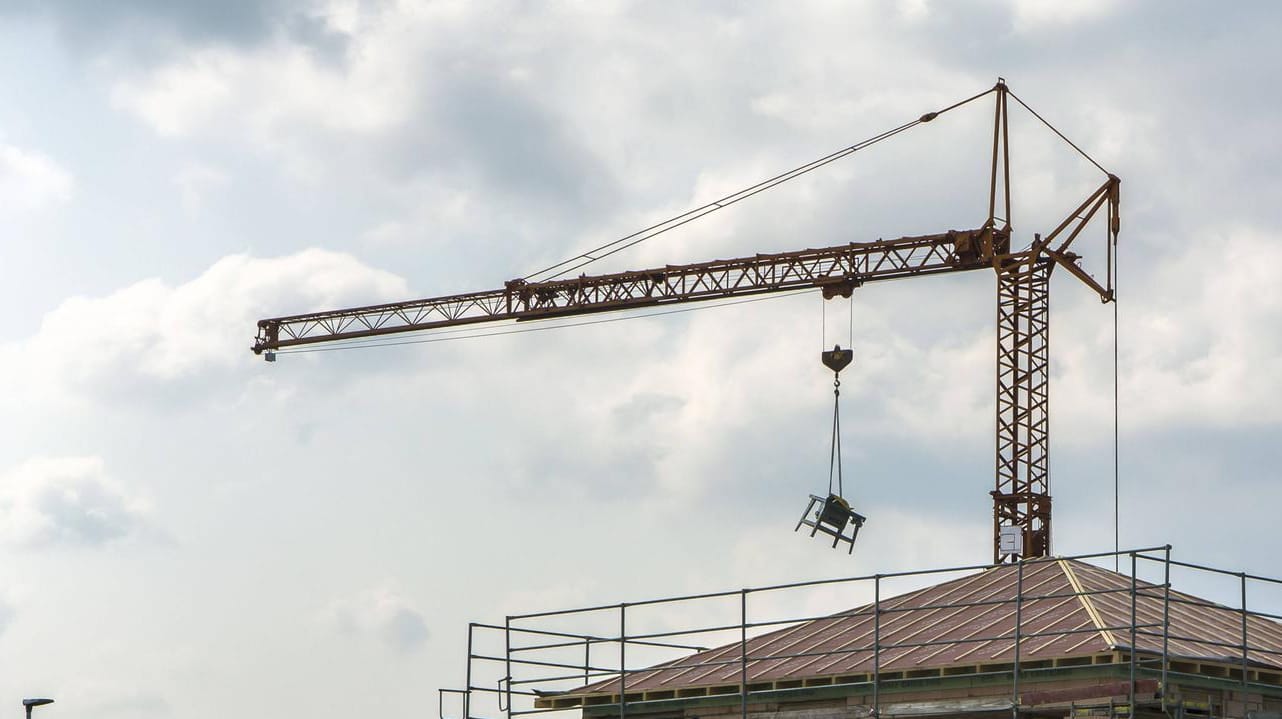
[444,548,1282,719]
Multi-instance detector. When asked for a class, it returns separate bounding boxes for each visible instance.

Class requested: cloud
[323,586,430,653]
[0,457,152,548]
[1120,226,1282,428]
[109,36,406,144]
[76,686,171,718]
[0,595,13,636]
[45,676,172,719]
[0,0,313,51]
[1008,0,1118,33]
[1047,224,1282,439]
[0,249,409,409]
[0,142,74,215]
[106,5,617,222]
[174,163,229,212]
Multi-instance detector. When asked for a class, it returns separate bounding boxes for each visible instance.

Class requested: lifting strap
[821,345,854,497]
[828,373,843,498]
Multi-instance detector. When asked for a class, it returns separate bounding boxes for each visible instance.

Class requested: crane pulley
[252,79,1119,564]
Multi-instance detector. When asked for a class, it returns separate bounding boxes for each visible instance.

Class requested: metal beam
[993,257,1051,563]
[253,228,1003,353]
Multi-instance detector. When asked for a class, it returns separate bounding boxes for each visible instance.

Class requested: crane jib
[252,227,1003,353]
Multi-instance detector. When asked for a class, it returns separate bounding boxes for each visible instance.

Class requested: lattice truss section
[256,229,998,351]
[994,258,1052,563]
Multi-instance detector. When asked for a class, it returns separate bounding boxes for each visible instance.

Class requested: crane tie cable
[1006,89,1109,176]
[524,85,997,283]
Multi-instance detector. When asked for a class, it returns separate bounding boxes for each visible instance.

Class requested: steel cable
[829,375,844,498]
[523,86,997,283]
[1113,233,1121,571]
[1006,89,1110,175]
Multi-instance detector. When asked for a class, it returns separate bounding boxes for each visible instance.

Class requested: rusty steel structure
[252,80,1120,563]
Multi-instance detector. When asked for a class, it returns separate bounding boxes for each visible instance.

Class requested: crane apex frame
[252,80,1120,564]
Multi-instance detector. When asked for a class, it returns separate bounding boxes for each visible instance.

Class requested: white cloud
[0,142,74,214]
[1120,226,1282,428]
[897,0,931,23]
[1,249,409,407]
[110,53,236,137]
[442,283,993,514]
[1009,0,1117,32]
[67,683,170,719]
[108,8,412,151]
[0,457,152,547]
[174,163,229,212]
[1048,225,1282,439]
[0,594,13,636]
[322,586,430,653]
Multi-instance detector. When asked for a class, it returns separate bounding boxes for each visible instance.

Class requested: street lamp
[22,698,54,719]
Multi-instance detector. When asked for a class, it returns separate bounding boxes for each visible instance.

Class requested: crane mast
[252,81,1119,564]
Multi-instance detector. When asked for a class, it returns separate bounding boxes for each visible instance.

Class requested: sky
[1,1,1281,717]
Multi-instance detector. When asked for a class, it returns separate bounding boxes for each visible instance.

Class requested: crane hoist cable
[795,344,866,553]
[825,293,855,499]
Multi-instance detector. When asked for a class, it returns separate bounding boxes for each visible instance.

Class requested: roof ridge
[1058,558,1117,648]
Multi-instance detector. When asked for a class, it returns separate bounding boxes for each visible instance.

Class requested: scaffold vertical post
[1162,546,1171,714]
[466,623,475,719]
[741,589,749,719]
[874,574,881,718]
[1013,559,1024,719]
[584,638,592,689]
[1130,553,1137,716]
[505,616,513,719]
[1241,572,1249,694]
[620,603,628,719]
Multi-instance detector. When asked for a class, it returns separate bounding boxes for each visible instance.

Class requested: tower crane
[252,81,1120,564]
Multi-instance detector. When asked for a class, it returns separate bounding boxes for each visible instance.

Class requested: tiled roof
[568,558,1282,697]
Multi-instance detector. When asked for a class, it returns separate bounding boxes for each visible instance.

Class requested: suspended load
[795,345,867,553]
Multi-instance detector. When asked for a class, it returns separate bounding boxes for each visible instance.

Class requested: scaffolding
[441,547,1282,719]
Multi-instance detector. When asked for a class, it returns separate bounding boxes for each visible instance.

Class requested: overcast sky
[2,1,1281,718]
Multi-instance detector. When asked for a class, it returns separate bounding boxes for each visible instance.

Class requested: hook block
[822,345,853,374]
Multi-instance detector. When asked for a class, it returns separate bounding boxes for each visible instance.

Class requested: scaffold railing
[439,546,1282,719]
